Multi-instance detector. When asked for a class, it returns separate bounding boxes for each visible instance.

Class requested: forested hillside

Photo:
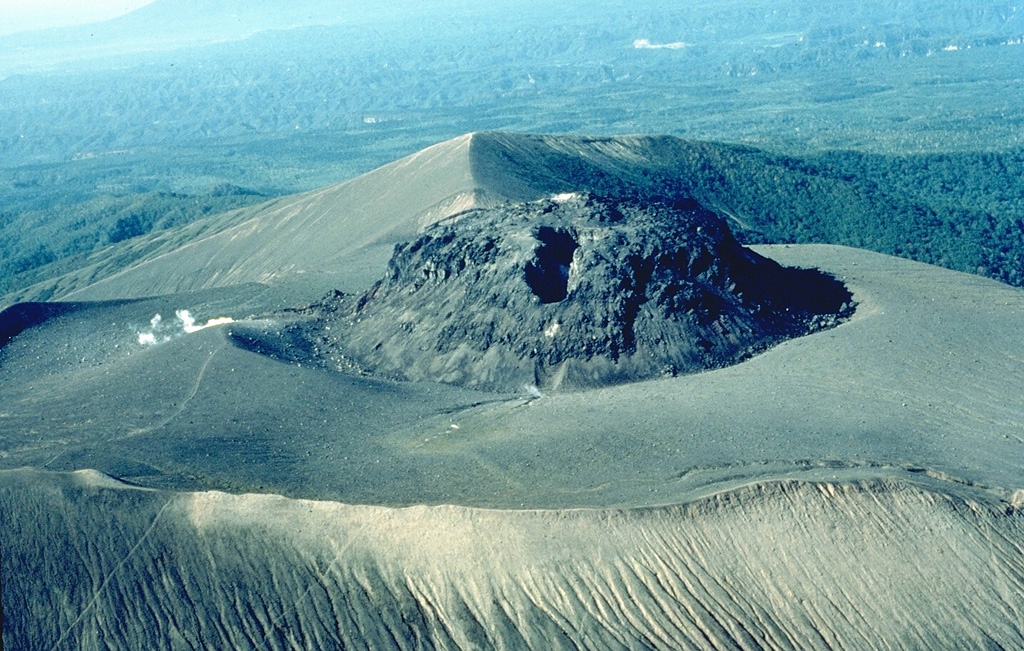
[652,145,1024,287]
[0,187,265,295]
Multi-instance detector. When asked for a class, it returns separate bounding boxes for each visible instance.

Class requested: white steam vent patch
[137,310,235,346]
[633,38,690,50]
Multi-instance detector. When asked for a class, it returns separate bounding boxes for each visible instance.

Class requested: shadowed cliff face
[296,194,854,391]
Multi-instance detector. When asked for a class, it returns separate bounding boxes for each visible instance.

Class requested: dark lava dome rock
[302,193,854,391]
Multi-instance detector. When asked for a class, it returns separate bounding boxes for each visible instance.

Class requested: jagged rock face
[308,194,853,391]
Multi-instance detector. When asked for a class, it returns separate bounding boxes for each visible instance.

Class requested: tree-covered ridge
[672,146,1024,287]
[0,186,265,295]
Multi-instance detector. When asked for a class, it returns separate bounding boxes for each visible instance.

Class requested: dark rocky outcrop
[301,193,854,391]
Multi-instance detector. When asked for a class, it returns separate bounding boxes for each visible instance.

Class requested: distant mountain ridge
[0,0,438,74]
[0,0,542,65]
[1,0,359,47]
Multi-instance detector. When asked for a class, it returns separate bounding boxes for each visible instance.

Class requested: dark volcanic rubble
[299,193,853,391]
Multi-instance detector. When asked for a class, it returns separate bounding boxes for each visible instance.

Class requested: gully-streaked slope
[4,469,1023,649]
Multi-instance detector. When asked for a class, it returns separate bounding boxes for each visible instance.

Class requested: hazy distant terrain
[1,0,1023,295]
[3,1,1024,648]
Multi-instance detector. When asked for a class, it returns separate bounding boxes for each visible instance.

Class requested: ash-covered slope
[6,133,1024,650]
[11,133,486,303]
[0,132,789,304]
[295,194,852,390]
[32,132,698,303]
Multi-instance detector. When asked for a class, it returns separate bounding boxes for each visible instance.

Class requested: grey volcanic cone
[303,193,853,390]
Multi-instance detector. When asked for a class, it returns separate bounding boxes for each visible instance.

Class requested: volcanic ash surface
[301,193,854,391]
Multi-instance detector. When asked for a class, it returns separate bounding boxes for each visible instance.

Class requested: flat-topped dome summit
[290,193,854,391]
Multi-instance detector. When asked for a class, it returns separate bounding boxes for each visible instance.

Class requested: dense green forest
[644,144,1024,287]
[0,187,266,295]
[800,149,1024,285]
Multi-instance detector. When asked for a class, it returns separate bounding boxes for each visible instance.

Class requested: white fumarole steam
[137,310,234,346]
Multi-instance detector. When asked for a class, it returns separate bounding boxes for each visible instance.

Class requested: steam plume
[137,309,234,346]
